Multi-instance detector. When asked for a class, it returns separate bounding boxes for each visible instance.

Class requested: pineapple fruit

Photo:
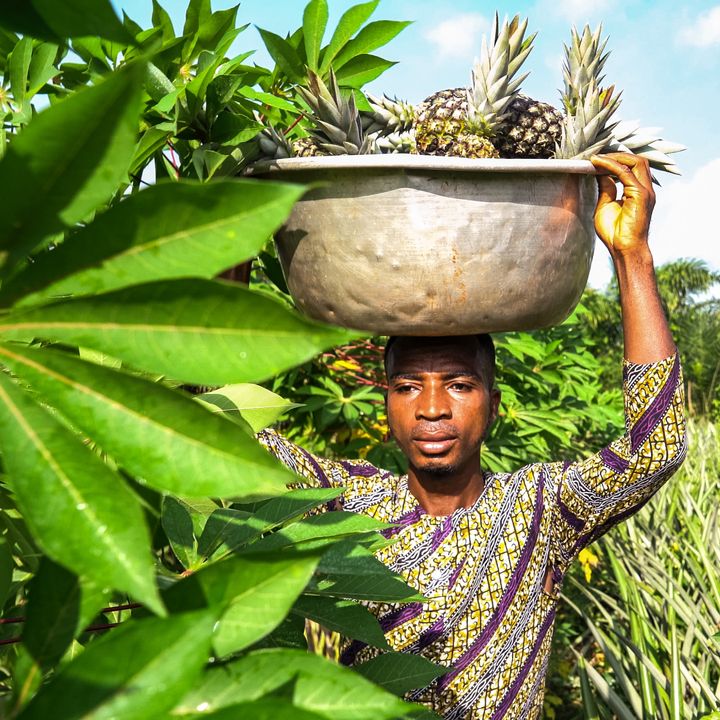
[414,14,539,159]
[254,15,684,174]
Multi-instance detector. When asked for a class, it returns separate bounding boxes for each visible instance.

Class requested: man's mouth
[412,433,457,455]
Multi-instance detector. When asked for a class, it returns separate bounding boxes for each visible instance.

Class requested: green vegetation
[0,2,717,720]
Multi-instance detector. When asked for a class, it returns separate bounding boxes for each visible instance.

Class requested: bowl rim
[247,154,598,175]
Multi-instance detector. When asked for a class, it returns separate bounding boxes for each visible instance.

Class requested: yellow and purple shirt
[258,354,686,719]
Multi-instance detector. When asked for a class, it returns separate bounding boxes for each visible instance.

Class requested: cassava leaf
[0,61,145,272]
[172,648,416,719]
[0,343,298,500]
[354,652,448,696]
[0,0,132,44]
[18,610,216,720]
[292,595,390,649]
[0,179,305,309]
[249,511,390,552]
[164,553,320,657]
[22,557,110,670]
[0,371,162,615]
[198,383,300,432]
[198,487,343,558]
[0,278,360,385]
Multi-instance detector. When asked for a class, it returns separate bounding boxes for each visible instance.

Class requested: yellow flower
[329,359,361,372]
[578,547,600,582]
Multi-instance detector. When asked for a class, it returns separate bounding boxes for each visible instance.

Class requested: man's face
[385,338,501,477]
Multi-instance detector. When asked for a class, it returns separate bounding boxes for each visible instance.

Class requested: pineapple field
[0,1,718,719]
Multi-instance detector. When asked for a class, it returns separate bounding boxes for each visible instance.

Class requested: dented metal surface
[252,156,597,335]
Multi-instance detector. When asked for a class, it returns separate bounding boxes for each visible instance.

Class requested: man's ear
[488,388,501,427]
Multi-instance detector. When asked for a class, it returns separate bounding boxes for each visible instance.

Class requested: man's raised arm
[548,154,687,576]
[590,152,675,362]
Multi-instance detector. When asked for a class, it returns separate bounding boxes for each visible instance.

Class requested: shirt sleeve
[549,352,687,574]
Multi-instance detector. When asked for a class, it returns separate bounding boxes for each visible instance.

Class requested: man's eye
[394,384,416,393]
[449,382,471,391]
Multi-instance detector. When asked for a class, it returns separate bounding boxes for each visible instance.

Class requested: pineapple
[295,69,377,156]
[413,14,539,158]
[556,24,621,159]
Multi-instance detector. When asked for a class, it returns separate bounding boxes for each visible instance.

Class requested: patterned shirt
[258,354,686,720]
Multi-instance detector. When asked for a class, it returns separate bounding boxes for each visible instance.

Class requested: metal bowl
[251,155,598,335]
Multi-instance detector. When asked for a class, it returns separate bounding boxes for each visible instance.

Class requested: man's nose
[415,385,451,420]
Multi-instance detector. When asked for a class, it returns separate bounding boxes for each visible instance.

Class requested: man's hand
[590,152,656,258]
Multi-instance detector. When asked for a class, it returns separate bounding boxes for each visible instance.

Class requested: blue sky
[114,0,720,290]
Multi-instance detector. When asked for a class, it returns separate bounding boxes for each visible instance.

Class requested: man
[259,153,687,719]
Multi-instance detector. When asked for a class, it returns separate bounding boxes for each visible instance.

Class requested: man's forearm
[613,246,676,364]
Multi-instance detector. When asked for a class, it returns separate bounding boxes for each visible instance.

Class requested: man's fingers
[596,174,617,207]
[591,153,654,193]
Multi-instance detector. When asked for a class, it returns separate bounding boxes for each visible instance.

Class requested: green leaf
[319,0,379,74]
[0,343,298,500]
[173,648,416,719]
[196,508,252,559]
[303,0,328,71]
[8,36,32,111]
[1,180,306,308]
[18,610,216,720]
[0,535,14,609]
[199,383,300,432]
[151,0,175,42]
[0,0,132,44]
[22,557,109,670]
[354,652,448,696]
[165,553,320,657]
[257,28,304,83]
[334,54,396,88]
[292,595,390,649]
[198,487,343,558]
[174,698,327,720]
[332,20,410,70]
[0,278,359,385]
[26,41,58,96]
[0,371,162,614]
[161,496,196,570]
[315,542,424,602]
[250,511,390,552]
[237,85,299,112]
[0,61,146,271]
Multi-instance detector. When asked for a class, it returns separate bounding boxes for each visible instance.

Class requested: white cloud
[540,0,616,23]
[588,158,720,291]
[678,5,720,47]
[423,13,489,60]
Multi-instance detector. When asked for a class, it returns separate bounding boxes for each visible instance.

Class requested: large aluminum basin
[252,155,598,335]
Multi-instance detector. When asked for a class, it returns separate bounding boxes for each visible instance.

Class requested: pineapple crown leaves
[257,121,294,160]
[608,119,686,175]
[557,81,622,159]
[466,13,536,136]
[361,93,415,135]
[295,69,376,154]
[561,24,610,114]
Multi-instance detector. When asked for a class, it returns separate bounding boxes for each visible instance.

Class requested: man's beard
[420,460,458,477]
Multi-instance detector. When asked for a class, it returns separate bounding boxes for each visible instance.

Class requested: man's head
[384,335,501,478]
